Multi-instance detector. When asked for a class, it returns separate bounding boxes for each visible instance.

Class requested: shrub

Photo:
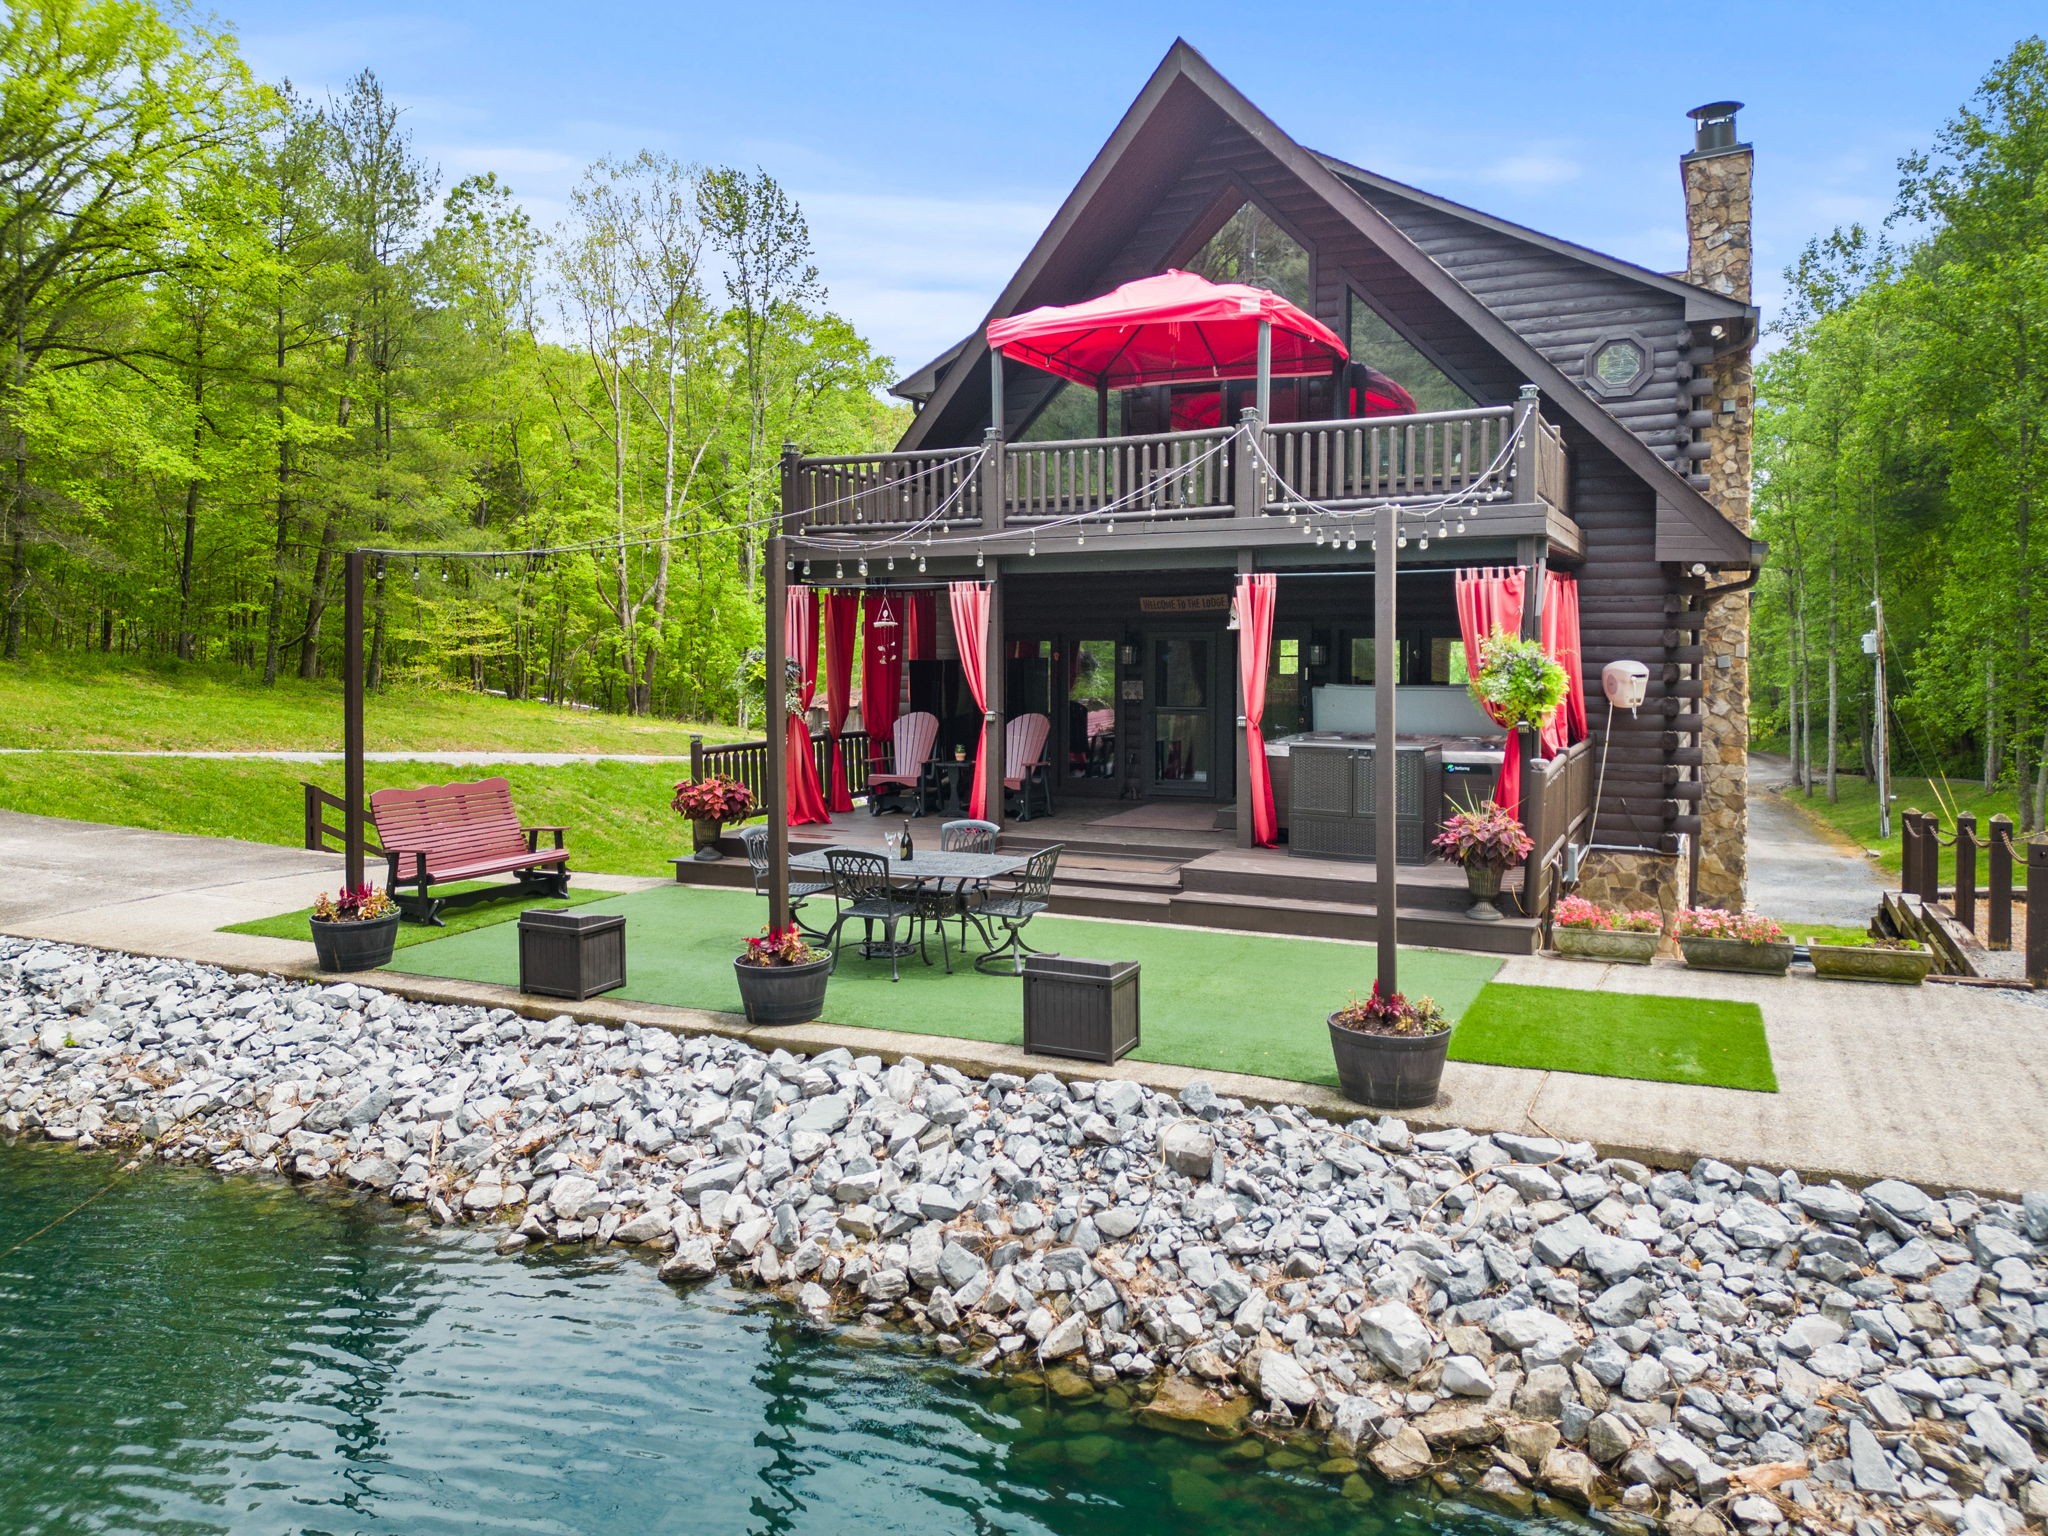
[1674,907,1785,945]
[1470,629,1569,731]
[1431,802,1535,868]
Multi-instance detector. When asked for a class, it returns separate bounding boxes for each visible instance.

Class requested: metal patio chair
[973,842,1062,975]
[938,818,1001,953]
[821,848,925,982]
[738,824,834,938]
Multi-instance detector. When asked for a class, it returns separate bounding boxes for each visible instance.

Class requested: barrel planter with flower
[734,927,833,1024]
[308,885,401,972]
[1327,983,1452,1109]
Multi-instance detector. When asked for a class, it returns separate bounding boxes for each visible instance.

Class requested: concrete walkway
[0,809,2041,1197]
[1747,752,1891,928]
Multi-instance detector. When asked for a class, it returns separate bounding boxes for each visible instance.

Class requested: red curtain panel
[1454,566,1528,819]
[784,587,829,826]
[905,591,938,662]
[948,581,990,819]
[822,591,858,813]
[1538,571,1587,758]
[860,591,902,764]
[1235,572,1279,846]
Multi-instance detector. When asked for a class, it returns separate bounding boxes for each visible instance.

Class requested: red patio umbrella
[986,269,1346,391]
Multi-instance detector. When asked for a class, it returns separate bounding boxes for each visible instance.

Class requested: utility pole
[1869,597,1891,841]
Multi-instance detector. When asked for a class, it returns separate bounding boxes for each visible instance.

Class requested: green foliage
[1468,629,1568,730]
[0,0,902,724]
[1757,37,2048,829]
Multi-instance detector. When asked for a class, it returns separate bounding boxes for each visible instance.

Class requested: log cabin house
[695,40,1764,956]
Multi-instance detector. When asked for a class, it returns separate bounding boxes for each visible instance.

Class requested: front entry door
[1148,634,1218,797]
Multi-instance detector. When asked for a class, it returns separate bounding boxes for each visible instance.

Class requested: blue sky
[224,1,2040,379]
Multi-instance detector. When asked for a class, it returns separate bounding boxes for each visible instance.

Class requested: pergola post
[1255,319,1272,423]
[343,547,367,892]
[1375,500,1399,993]
[990,349,1005,436]
[765,522,790,933]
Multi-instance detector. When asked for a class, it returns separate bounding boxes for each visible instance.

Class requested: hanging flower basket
[1470,629,1569,732]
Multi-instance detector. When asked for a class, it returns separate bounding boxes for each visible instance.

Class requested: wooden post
[1989,814,2014,949]
[979,426,1005,534]
[981,566,1005,826]
[1096,382,1110,440]
[765,528,790,933]
[1954,812,1977,933]
[1913,811,1942,905]
[689,733,705,783]
[1510,384,1540,504]
[1255,319,1272,424]
[990,350,1005,436]
[1375,499,1398,994]
[343,548,367,892]
[1900,809,1922,897]
[2029,839,2048,988]
[1233,407,1263,522]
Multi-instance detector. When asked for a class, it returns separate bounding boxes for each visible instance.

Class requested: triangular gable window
[1186,202,1310,311]
[1348,292,1476,413]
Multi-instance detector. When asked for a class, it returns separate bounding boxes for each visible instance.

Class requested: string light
[835,562,844,581]
[885,554,894,573]
[802,560,812,580]
[917,553,927,573]
[857,559,867,578]
[975,547,984,569]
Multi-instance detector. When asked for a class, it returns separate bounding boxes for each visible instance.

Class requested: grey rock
[1532,1212,1600,1268]
[1582,1234,1654,1280]
[1586,1278,1656,1327]
[2022,1191,2048,1243]
[1442,1355,1495,1396]
[1587,1411,1635,1464]
[1158,1122,1216,1178]
[1489,1306,1577,1358]
[1718,1198,1795,1250]
[1251,1348,1319,1409]
[1864,1178,1936,1226]
[1966,1406,2038,1471]
[1357,1302,1434,1376]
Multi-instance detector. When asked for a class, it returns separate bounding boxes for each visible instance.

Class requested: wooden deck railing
[1517,736,1594,918]
[1262,407,1515,513]
[1006,426,1234,523]
[1898,808,2045,983]
[785,401,1571,535]
[692,729,870,814]
[302,781,383,859]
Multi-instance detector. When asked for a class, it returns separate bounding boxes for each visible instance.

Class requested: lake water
[0,1140,1574,1535]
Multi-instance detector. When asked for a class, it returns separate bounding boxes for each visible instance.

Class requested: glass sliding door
[1065,638,1119,786]
[1148,635,1215,796]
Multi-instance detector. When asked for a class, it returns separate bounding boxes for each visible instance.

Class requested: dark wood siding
[1349,183,1692,465]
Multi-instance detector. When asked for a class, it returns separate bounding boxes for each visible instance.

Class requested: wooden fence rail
[302,781,383,860]
[1898,807,2045,985]
[692,729,870,816]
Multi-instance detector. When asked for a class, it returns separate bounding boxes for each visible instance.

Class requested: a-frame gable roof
[895,40,1758,568]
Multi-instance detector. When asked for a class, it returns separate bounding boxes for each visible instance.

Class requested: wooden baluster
[1954,812,1977,933]
[1900,809,1921,896]
[1918,812,1943,905]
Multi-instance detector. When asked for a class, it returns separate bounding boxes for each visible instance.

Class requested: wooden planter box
[1809,943,1932,985]
[1022,956,1139,1063]
[1555,927,1660,965]
[518,909,626,999]
[1678,936,1794,976]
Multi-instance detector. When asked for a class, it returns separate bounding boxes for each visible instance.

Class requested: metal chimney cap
[1687,101,1745,154]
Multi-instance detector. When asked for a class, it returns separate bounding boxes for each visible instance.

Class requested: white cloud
[1470,151,1585,189]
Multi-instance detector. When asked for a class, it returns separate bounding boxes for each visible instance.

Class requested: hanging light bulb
[1314,528,1325,546]
[1396,534,1407,549]
[1455,519,1466,535]
[835,562,845,581]
[975,547,985,569]
[1439,522,1449,540]
[1418,536,1430,551]
[802,560,812,580]
[857,558,868,578]
[917,553,927,573]
[1345,535,1357,551]
[1106,518,1115,536]
[1286,509,1297,525]
[885,554,895,573]
[785,552,795,570]
[1028,538,1037,557]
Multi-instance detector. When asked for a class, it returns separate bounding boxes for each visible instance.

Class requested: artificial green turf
[369,886,1776,1094]
[1447,982,1775,1093]
[222,881,608,951]
[385,885,1499,1088]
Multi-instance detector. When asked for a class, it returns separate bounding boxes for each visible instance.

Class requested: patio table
[793,848,1030,970]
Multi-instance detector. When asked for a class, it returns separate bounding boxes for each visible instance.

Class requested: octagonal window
[1592,337,1646,391]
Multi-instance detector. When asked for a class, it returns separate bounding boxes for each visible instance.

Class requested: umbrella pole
[990,350,1004,434]
[1096,382,1109,439]
[1255,319,1272,422]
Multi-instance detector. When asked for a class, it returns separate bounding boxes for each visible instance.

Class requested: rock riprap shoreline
[3,938,2045,1536]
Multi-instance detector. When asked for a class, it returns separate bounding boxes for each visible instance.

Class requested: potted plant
[1674,907,1794,976]
[733,926,833,1025]
[1470,629,1570,733]
[1431,802,1535,920]
[309,885,400,972]
[1328,982,1452,1109]
[671,775,755,861]
[1807,933,1933,985]
[1552,895,1664,965]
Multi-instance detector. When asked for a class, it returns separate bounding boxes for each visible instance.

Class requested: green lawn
[1774,772,2026,881]
[0,652,743,754]
[1450,983,1775,1093]
[223,881,609,949]
[0,754,693,876]
[362,886,1774,1093]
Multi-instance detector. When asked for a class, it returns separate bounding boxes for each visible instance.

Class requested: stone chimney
[1681,101,1754,910]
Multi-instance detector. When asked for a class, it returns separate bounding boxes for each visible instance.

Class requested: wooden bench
[369,777,570,925]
